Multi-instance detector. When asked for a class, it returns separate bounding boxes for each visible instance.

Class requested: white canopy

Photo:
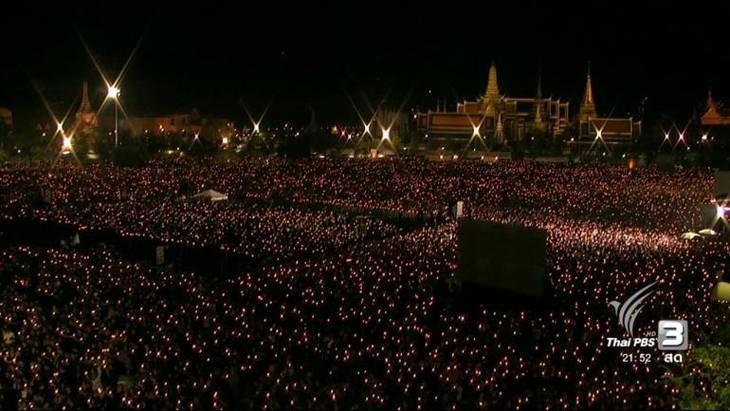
[192,189,228,202]
[680,232,701,240]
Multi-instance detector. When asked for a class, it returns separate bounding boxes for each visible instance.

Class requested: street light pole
[108,86,120,148]
[114,102,119,148]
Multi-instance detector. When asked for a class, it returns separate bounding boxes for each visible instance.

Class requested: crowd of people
[0,157,726,409]
[0,157,712,235]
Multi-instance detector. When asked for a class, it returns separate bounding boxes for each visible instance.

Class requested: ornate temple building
[416,61,571,145]
[576,66,598,124]
[62,81,102,155]
[73,81,98,134]
[574,65,641,148]
[416,61,642,153]
[700,89,730,126]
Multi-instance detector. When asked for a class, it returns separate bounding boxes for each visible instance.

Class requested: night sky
[3,3,730,126]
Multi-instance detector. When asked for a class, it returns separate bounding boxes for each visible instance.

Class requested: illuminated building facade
[416,61,571,145]
[128,109,236,140]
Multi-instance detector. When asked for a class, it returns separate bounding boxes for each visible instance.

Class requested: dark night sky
[3,3,730,126]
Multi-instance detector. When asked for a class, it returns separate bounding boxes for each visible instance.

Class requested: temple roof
[705,89,730,116]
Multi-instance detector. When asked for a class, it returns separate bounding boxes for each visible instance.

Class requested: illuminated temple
[416,61,641,149]
[416,60,571,145]
[74,82,98,134]
[574,65,641,149]
[700,89,730,126]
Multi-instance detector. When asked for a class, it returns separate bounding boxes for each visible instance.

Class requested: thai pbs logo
[606,281,688,361]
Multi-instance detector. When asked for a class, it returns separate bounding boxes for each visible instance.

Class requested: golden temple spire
[486,59,500,101]
[534,60,544,124]
[75,81,97,129]
[707,87,717,111]
[583,62,594,105]
[578,62,598,122]
[80,81,93,113]
[536,58,543,101]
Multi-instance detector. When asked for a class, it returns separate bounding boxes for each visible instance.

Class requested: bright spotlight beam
[375,126,394,153]
[658,125,673,151]
[462,114,489,154]
[343,87,369,132]
[375,81,418,156]
[76,25,146,96]
[242,97,274,134]
[584,119,612,158]
[345,81,389,152]
[62,136,73,150]
[353,77,414,152]
[243,106,259,134]
[383,82,416,132]
[77,25,145,137]
[356,84,390,125]
[354,83,391,141]
[113,29,147,88]
[31,79,80,152]
[672,120,691,151]
[240,96,275,153]
[709,198,730,232]
[52,130,81,165]
[583,106,617,158]
[107,86,120,99]
[187,132,202,151]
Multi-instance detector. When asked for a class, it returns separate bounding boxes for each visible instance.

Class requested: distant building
[573,64,641,149]
[416,60,571,145]
[0,107,12,130]
[127,109,236,140]
[578,118,641,142]
[701,89,730,126]
[576,66,598,124]
[74,81,98,133]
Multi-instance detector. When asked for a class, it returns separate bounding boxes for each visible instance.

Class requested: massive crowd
[0,157,726,409]
[0,157,712,234]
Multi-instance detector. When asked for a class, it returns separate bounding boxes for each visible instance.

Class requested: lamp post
[107,86,120,147]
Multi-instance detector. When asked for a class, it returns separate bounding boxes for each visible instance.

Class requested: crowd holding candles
[0,157,726,409]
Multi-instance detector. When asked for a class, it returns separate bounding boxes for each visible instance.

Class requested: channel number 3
[658,320,688,351]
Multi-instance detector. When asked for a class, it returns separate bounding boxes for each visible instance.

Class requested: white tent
[680,232,701,240]
[192,189,228,202]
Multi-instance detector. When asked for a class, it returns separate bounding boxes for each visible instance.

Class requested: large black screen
[456,218,548,297]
